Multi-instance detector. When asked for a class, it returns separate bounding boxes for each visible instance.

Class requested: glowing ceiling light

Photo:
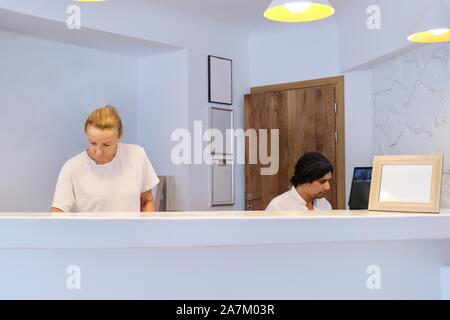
[264,0,335,22]
[285,2,311,14]
[429,28,449,36]
[408,0,450,43]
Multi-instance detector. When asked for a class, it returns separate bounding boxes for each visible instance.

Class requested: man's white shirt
[266,186,332,212]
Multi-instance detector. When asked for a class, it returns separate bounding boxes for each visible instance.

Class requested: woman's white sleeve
[51,164,75,212]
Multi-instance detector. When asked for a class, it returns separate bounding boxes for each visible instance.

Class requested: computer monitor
[348,167,372,210]
[352,167,372,182]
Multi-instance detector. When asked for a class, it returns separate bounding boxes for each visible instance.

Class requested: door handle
[246,194,261,201]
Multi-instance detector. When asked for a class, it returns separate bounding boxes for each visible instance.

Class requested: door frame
[250,76,346,209]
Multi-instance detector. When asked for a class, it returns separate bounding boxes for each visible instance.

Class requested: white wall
[372,43,450,208]
[134,13,250,211]
[0,0,251,212]
[334,0,450,71]
[249,21,340,87]
[0,29,138,212]
[138,50,189,211]
[137,36,250,212]
[345,71,374,204]
[186,38,250,211]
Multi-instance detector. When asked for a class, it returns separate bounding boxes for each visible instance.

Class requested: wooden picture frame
[368,155,443,213]
[208,55,233,105]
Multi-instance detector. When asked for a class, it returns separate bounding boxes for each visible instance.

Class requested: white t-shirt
[266,186,332,212]
[52,144,159,212]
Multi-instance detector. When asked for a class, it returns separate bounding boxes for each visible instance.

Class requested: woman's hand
[140,190,156,212]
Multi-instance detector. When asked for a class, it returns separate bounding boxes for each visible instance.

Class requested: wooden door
[245,85,338,211]
[244,92,281,211]
[282,86,337,208]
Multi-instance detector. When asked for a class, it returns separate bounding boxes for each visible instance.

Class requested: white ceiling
[0,9,179,57]
[148,0,344,30]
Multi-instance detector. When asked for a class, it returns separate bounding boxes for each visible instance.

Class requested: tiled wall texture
[372,44,450,208]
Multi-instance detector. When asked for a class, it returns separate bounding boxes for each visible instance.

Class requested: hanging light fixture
[407,0,450,43]
[264,0,335,22]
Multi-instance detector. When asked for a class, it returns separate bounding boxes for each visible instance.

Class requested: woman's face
[86,126,122,164]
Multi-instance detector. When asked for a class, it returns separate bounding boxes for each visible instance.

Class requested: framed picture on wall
[210,106,234,155]
[211,156,235,206]
[210,106,234,207]
[208,55,233,105]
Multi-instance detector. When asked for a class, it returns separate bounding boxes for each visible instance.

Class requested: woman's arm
[52,163,75,213]
[140,190,156,212]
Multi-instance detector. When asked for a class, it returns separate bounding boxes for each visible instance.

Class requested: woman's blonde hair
[84,105,123,136]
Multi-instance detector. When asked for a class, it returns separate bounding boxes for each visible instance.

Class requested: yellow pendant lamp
[407,0,450,43]
[264,0,335,22]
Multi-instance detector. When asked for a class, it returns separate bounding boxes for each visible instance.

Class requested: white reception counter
[1,210,450,299]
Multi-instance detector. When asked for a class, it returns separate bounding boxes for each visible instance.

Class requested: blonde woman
[51,106,159,213]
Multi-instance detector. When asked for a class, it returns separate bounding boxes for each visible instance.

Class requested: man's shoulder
[316,197,333,210]
[266,190,292,210]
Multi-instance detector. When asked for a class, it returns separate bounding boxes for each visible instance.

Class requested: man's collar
[289,186,308,207]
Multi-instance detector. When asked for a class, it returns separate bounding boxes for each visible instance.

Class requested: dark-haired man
[266,153,333,211]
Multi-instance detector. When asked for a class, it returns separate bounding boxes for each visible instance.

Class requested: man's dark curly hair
[290,153,333,187]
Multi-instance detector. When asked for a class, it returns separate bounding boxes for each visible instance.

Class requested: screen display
[353,167,372,182]
[349,167,373,209]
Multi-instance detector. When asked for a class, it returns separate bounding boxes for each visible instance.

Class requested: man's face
[306,172,333,199]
